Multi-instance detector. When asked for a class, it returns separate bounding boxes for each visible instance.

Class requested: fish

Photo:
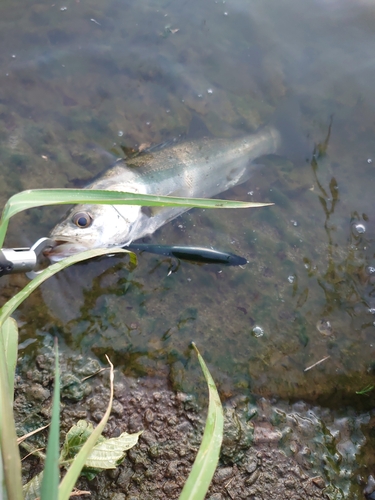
[47,102,302,261]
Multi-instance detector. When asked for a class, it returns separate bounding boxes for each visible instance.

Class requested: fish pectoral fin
[141,205,172,218]
[225,164,249,186]
[141,206,154,217]
[141,203,185,218]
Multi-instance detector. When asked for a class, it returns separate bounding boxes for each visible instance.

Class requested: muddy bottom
[16,341,367,499]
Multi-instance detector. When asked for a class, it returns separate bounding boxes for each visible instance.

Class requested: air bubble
[288,275,295,284]
[247,191,254,196]
[291,220,298,226]
[207,88,213,94]
[367,266,375,275]
[118,131,123,137]
[251,326,264,338]
[60,6,67,10]
[316,319,333,336]
[367,158,372,164]
[352,223,366,235]
[369,308,375,314]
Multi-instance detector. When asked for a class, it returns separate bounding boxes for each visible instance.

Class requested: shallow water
[1,0,375,497]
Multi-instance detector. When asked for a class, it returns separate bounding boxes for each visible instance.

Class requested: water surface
[1,0,375,497]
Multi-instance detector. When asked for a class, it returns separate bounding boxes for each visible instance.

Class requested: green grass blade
[3,188,270,218]
[0,454,7,500]
[0,247,130,328]
[0,316,19,499]
[0,318,18,401]
[0,249,129,499]
[0,188,271,247]
[179,343,224,500]
[40,339,60,500]
[0,323,23,499]
[58,356,115,500]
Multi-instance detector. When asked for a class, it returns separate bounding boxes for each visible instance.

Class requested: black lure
[126,243,247,266]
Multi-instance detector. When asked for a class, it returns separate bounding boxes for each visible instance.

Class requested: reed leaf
[40,339,60,500]
[0,188,271,247]
[58,356,115,500]
[0,317,18,400]
[0,321,23,500]
[179,343,224,500]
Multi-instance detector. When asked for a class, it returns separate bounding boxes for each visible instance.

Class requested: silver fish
[47,111,297,261]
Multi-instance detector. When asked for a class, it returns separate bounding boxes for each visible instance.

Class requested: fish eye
[72,211,93,228]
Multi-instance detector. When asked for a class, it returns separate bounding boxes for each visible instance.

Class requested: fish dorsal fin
[111,136,185,158]
[109,137,187,172]
[87,144,119,164]
[140,136,185,154]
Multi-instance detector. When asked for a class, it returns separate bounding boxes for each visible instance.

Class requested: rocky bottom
[15,343,366,499]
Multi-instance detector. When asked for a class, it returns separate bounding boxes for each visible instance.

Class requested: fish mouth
[44,239,91,262]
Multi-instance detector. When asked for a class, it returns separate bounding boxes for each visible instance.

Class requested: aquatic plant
[355,385,374,396]
[0,187,260,498]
